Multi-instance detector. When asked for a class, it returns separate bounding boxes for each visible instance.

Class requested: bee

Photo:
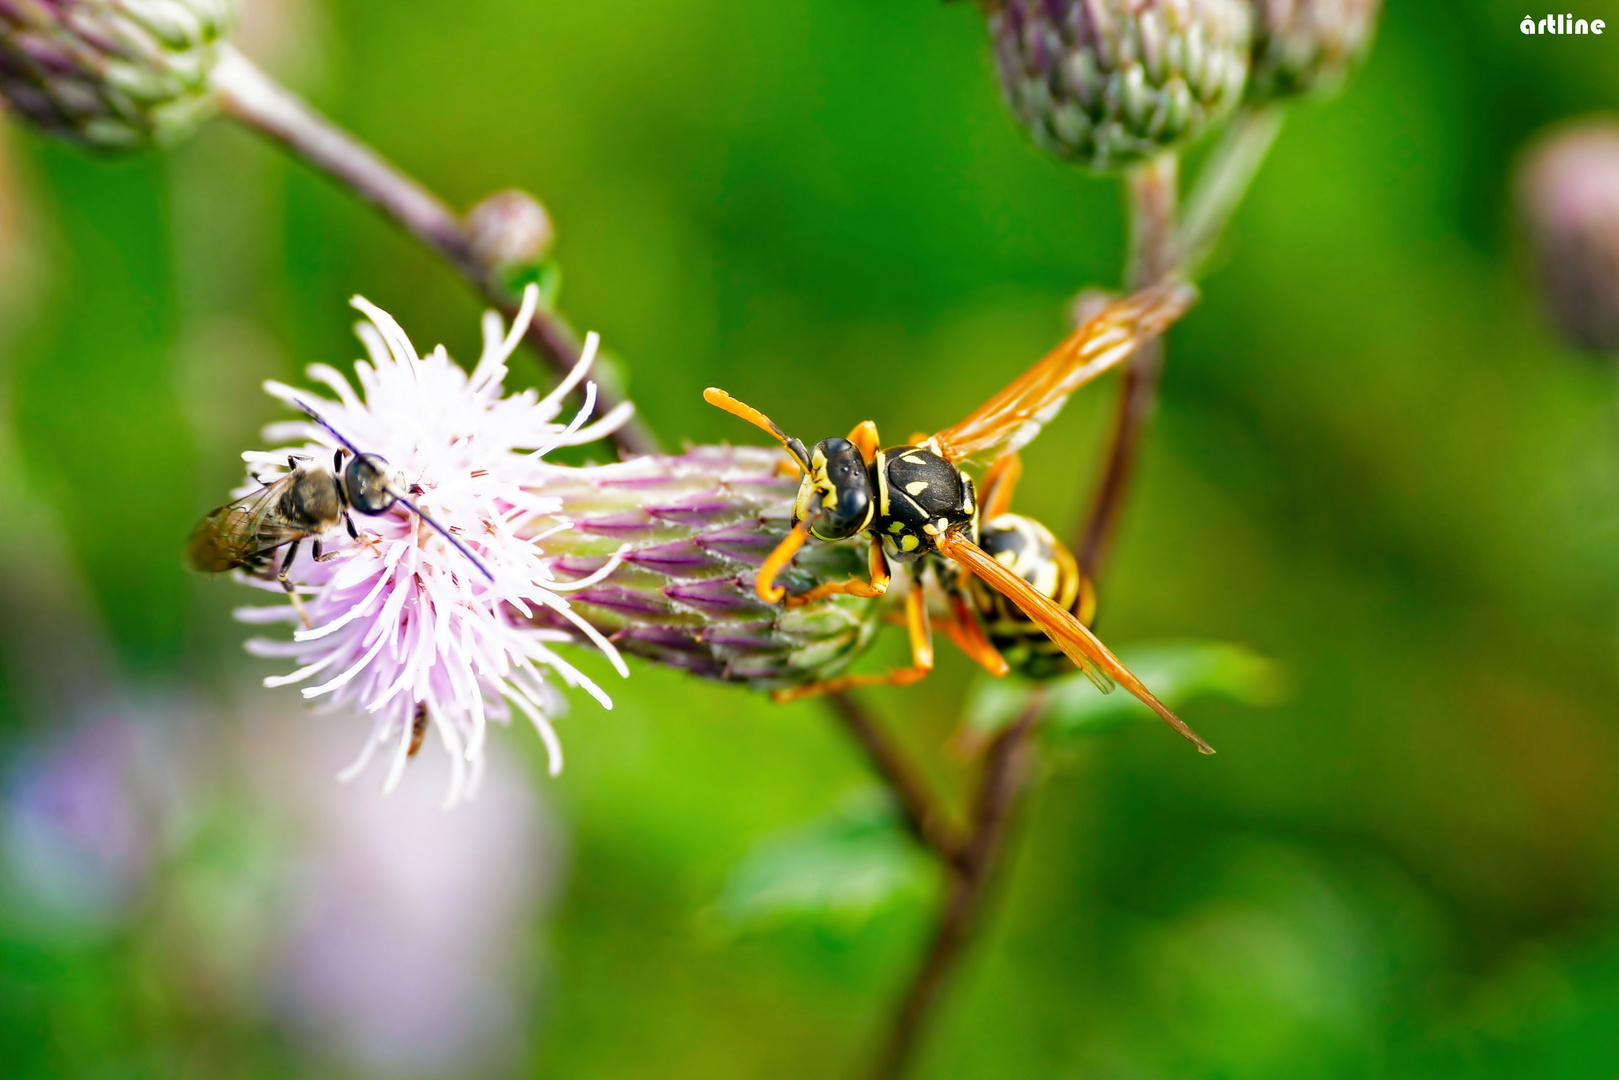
[186,402,492,627]
[706,281,1215,754]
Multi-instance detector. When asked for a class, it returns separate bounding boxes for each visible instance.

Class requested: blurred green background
[3,0,1619,1077]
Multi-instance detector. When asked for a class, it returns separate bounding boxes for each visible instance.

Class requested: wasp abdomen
[966,513,1087,680]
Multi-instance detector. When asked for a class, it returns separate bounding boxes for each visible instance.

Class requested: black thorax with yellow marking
[869,444,978,563]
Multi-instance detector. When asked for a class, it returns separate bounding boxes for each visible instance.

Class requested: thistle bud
[0,0,235,151]
[1518,121,1619,355]
[530,446,883,689]
[1246,0,1382,102]
[465,189,555,281]
[987,0,1252,171]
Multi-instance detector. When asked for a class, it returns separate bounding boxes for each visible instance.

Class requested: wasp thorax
[796,437,875,542]
[344,453,400,516]
[876,447,977,561]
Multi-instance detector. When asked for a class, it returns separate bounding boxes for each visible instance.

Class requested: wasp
[186,402,492,627]
[706,281,1214,754]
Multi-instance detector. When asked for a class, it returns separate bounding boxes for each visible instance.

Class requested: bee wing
[937,530,1216,755]
[185,478,303,572]
[930,281,1196,465]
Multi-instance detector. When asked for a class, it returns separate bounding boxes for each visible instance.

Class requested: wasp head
[794,437,874,541]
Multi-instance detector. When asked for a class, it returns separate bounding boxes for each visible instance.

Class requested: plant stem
[867,698,1043,1080]
[826,691,967,867]
[1179,105,1284,281]
[209,47,659,458]
[1075,153,1180,579]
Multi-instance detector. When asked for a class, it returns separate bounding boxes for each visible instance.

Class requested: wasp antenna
[395,494,496,583]
[703,388,812,472]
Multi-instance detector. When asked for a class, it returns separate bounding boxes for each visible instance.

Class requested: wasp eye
[345,453,399,516]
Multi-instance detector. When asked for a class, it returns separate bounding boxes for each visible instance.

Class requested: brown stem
[209,47,659,458]
[867,699,1043,1080]
[826,691,967,867]
[1075,155,1180,579]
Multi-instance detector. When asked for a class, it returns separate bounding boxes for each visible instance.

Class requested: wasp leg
[277,538,312,630]
[755,519,813,603]
[772,573,933,703]
[776,458,803,479]
[980,454,1023,520]
[846,420,879,464]
[782,537,891,608]
[944,590,1010,677]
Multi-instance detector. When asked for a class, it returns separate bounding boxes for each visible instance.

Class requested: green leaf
[714,791,936,933]
[964,640,1287,740]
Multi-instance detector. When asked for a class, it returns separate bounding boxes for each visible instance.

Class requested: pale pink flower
[234,286,634,805]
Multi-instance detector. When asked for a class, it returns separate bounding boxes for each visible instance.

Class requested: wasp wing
[185,478,304,572]
[937,531,1216,754]
[930,281,1196,465]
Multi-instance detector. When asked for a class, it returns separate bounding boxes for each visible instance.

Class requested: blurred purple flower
[2,715,155,931]
[271,720,561,1077]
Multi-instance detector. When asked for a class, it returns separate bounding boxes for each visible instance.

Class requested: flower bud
[1518,121,1619,354]
[0,0,235,150]
[1246,0,1382,103]
[465,188,555,279]
[530,446,884,689]
[987,0,1252,171]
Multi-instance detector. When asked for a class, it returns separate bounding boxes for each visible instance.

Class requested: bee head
[343,453,402,516]
[794,436,873,541]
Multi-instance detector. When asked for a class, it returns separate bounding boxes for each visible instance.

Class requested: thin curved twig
[210,47,659,458]
[1075,154,1180,578]
[867,697,1043,1080]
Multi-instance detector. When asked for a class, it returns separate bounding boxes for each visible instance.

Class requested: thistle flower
[1519,120,1619,356]
[524,447,883,687]
[0,0,235,150]
[987,0,1252,171]
[234,286,638,806]
[226,288,883,805]
[1246,0,1382,103]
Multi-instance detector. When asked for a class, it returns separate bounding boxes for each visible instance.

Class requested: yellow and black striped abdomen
[962,513,1095,680]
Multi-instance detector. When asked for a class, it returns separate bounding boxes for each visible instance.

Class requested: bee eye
[345,453,399,516]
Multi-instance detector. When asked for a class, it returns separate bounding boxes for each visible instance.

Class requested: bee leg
[980,454,1023,520]
[277,538,312,630]
[772,571,933,703]
[782,538,891,608]
[333,449,344,474]
[846,420,879,465]
[408,702,429,760]
[345,512,359,540]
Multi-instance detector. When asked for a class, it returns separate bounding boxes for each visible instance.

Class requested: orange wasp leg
[944,590,1011,677]
[773,575,934,703]
[754,519,813,604]
[847,420,879,464]
[979,453,1023,520]
[783,538,891,609]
